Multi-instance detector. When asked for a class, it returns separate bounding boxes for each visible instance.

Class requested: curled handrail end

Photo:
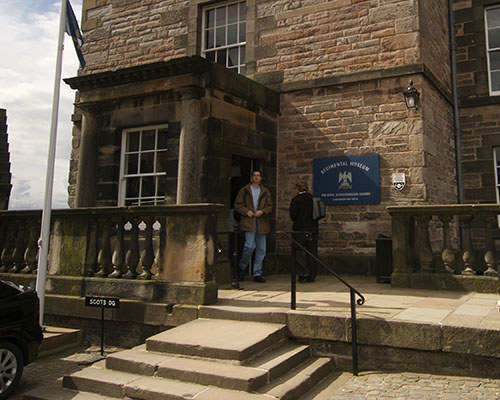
[356,295,365,306]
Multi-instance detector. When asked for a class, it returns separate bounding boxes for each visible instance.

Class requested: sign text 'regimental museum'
[313,154,380,205]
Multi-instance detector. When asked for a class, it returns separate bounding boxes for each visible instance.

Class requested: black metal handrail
[278,230,365,376]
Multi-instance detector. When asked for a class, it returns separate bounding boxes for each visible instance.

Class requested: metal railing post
[291,236,296,310]
[350,288,359,376]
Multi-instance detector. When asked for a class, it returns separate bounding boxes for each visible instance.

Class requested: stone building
[0,109,12,210]
[64,0,481,270]
[454,1,500,205]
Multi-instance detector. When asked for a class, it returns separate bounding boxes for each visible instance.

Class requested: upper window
[119,125,169,206]
[485,6,500,95]
[202,1,246,75]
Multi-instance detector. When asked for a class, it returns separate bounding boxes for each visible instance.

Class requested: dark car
[0,281,43,399]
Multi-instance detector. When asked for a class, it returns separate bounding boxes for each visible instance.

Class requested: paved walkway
[9,274,500,399]
[218,275,500,330]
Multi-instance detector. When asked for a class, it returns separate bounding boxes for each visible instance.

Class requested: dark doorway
[230,155,260,206]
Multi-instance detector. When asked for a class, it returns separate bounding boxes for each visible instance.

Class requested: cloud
[0,0,82,210]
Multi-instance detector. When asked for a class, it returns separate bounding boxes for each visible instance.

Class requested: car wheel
[0,341,24,400]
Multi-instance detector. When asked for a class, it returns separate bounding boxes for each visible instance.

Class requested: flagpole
[36,0,68,327]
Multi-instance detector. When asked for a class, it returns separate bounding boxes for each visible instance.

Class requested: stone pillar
[75,104,99,207]
[177,87,204,204]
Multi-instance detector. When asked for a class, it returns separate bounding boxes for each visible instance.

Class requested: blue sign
[313,155,380,205]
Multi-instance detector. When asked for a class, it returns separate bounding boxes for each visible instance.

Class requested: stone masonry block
[287,312,347,341]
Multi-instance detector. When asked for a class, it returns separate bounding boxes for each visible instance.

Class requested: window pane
[239,2,246,20]
[496,148,500,165]
[487,8,500,29]
[142,130,155,151]
[157,129,168,150]
[156,150,167,173]
[206,51,216,62]
[490,51,500,70]
[216,49,227,65]
[127,131,139,152]
[126,153,138,175]
[126,177,139,198]
[228,24,237,45]
[239,22,246,42]
[141,176,155,198]
[216,27,225,47]
[240,45,246,64]
[216,7,226,27]
[491,70,500,92]
[228,3,238,24]
[206,9,215,28]
[205,28,214,49]
[488,28,500,49]
[228,47,238,67]
[140,152,155,174]
[240,65,246,76]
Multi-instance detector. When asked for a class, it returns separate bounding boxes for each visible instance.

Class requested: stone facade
[71,0,457,264]
[454,0,500,205]
[0,109,12,210]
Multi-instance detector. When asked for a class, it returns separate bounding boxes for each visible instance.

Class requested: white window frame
[485,5,500,96]
[118,124,169,206]
[201,1,246,74]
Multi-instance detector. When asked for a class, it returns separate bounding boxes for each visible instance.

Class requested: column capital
[77,102,101,115]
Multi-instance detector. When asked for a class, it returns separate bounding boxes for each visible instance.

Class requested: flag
[65,0,85,69]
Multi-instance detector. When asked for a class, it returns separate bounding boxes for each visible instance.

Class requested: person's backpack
[312,197,326,220]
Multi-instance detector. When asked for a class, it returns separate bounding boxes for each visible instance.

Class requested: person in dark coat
[289,181,318,282]
[234,170,273,283]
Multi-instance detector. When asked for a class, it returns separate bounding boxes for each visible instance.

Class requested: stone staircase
[25,319,335,399]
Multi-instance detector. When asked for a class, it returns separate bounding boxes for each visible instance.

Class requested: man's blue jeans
[239,228,266,277]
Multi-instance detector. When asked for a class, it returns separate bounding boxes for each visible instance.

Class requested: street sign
[85,296,120,308]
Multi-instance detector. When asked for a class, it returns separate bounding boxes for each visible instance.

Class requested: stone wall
[460,105,499,203]
[81,0,189,74]
[453,0,500,204]
[252,0,421,86]
[419,0,451,92]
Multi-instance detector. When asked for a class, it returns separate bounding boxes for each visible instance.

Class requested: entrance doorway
[230,155,260,276]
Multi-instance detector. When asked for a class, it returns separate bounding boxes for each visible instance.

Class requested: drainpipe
[449,0,464,204]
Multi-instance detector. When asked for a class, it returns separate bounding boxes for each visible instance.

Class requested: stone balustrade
[387,204,500,292]
[0,204,223,304]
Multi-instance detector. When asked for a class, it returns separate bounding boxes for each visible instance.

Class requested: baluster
[416,215,434,272]
[483,216,498,276]
[21,221,40,274]
[0,223,13,272]
[439,215,455,273]
[123,219,139,279]
[85,222,99,276]
[109,219,125,278]
[9,223,25,273]
[95,219,112,278]
[461,216,475,275]
[138,217,154,280]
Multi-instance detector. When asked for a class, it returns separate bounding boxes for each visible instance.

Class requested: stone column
[177,86,204,204]
[75,104,99,207]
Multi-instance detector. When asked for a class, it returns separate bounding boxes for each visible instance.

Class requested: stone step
[38,326,82,358]
[23,385,119,400]
[261,357,335,400]
[62,363,271,400]
[106,341,310,391]
[146,318,287,363]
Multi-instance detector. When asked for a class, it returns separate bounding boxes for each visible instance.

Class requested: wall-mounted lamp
[403,80,420,110]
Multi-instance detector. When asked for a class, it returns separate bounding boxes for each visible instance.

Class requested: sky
[0,0,82,209]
